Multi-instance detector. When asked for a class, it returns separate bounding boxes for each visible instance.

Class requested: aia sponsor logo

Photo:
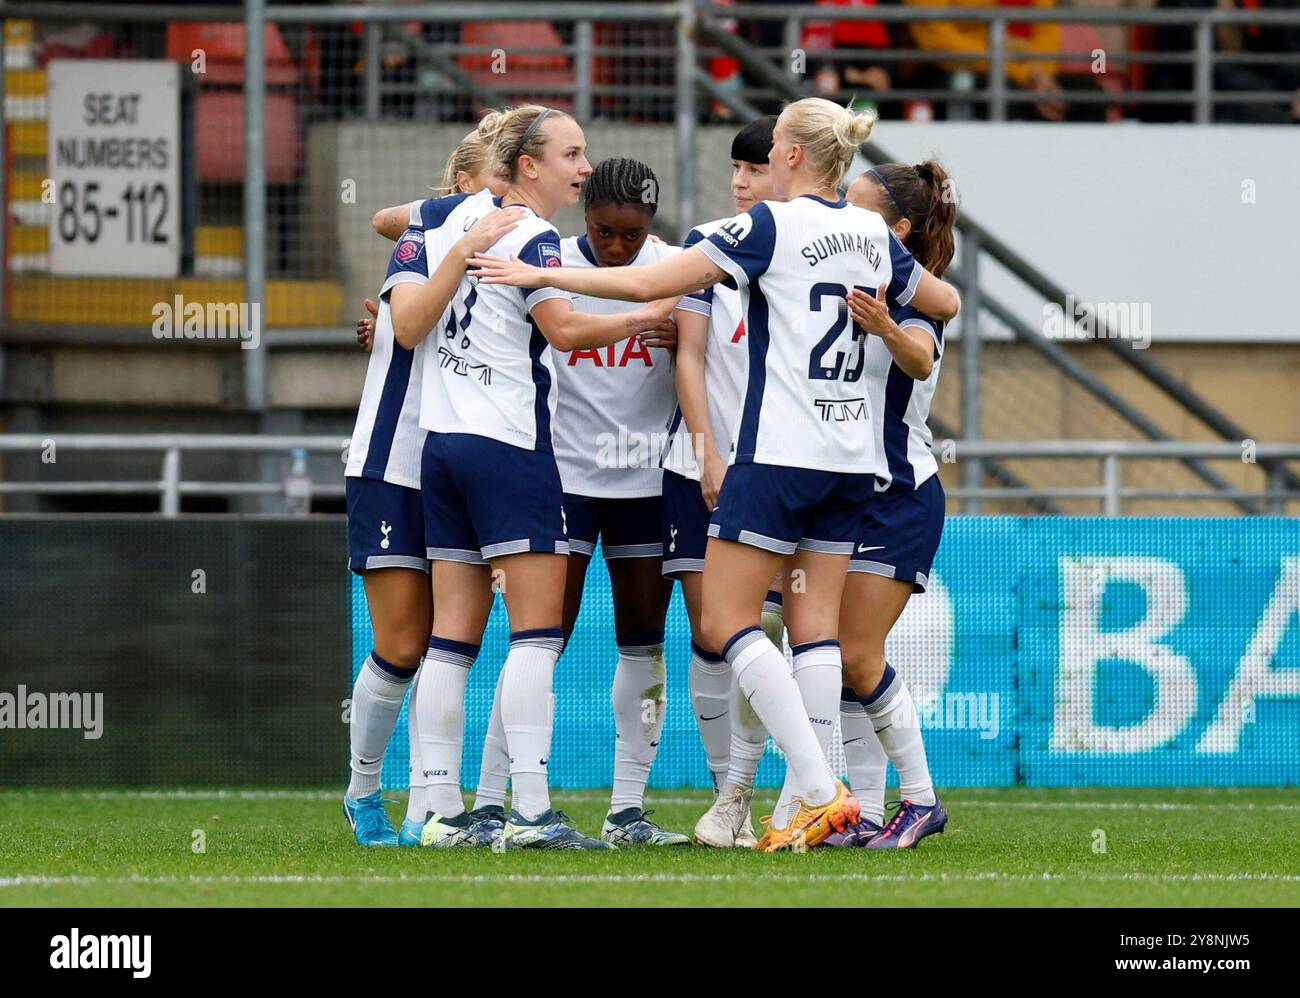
[567,338,654,367]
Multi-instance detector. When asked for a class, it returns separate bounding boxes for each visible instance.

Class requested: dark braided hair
[583,158,659,216]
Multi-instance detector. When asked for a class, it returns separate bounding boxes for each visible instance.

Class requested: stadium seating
[458,21,574,114]
[165,22,308,183]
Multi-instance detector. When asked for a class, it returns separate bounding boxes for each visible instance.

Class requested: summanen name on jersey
[800,230,883,270]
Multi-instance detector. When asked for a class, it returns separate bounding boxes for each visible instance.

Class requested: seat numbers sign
[47,60,181,277]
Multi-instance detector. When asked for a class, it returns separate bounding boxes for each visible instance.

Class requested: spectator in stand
[800,0,901,118]
[902,0,1106,121]
[1142,0,1300,123]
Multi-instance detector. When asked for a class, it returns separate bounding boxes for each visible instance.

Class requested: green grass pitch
[2,787,1298,907]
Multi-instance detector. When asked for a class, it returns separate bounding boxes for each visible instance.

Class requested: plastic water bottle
[285,448,313,515]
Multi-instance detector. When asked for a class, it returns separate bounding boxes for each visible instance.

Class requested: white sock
[775,641,843,825]
[473,666,510,811]
[405,664,426,823]
[841,689,887,825]
[724,628,834,828]
[502,628,564,821]
[688,641,732,792]
[347,652,416,799]
[417,637,478,818]
[723,669,767,790]
[610,636,667,814]
[855,664,936,806]
[761,591,785,651]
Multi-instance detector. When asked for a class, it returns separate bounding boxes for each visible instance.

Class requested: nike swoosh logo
[843,738,863,745]
[699,712,728,721]
[857,544,884,553]
[358,758,381,766]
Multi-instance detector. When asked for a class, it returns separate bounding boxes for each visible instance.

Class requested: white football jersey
[550,235,680,498]
[409,195,571,451]
[863,302,944,492]
[694,195,924,475]
[660,217,749,483]
[347,198,444,489]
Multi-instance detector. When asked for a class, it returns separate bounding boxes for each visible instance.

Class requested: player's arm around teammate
[476,99,959,851]
[469,199,961,323]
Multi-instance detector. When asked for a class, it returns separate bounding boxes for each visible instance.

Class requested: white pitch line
[0,791,1297,812]
[2,871,1298,890]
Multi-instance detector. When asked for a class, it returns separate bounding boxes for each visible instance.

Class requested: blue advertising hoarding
[350,518,1300,788]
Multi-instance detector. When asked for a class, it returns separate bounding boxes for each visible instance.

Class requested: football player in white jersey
[468,158,690,846]
[661,116,783,847]
[362,157,685,846]
[823,161,959,850]
[389,106,679,850]
[471,98,960,851]
[342,117,519,847]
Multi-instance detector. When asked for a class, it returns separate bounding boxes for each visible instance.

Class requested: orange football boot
[754,781,860,853]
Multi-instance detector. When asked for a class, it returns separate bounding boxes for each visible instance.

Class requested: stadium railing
[1,434,1298,517]
[712,19,1300,519]
[704,4,1300,125]
[3,3,1298,516]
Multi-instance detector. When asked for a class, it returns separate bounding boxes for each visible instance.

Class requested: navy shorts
[422,432,570,564]
[708,462,876,556]
[660,470,711,576]
[849,474,945,592]
[563,493,662,560]
[345,475,429,575]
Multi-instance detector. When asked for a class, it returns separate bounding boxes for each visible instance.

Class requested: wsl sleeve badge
[394,228,425,264]
[540,242,563,268]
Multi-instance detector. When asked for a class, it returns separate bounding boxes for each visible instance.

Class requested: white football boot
[693,783,755,847]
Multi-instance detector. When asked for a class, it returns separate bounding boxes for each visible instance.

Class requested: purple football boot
[865,798,948,849]
[821,818,884,848]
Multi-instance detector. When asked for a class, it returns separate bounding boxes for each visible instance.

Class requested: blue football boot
[398,816,425,846]
[343,791,399,847]
[866,798,948,849]
[821,817,885,848]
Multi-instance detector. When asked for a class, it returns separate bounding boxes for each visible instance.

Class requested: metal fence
[2,3,1298,516]
[706,4,1300,125]
[1,434,1298,517]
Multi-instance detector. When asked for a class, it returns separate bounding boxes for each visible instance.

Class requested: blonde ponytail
[782,97,877,191]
